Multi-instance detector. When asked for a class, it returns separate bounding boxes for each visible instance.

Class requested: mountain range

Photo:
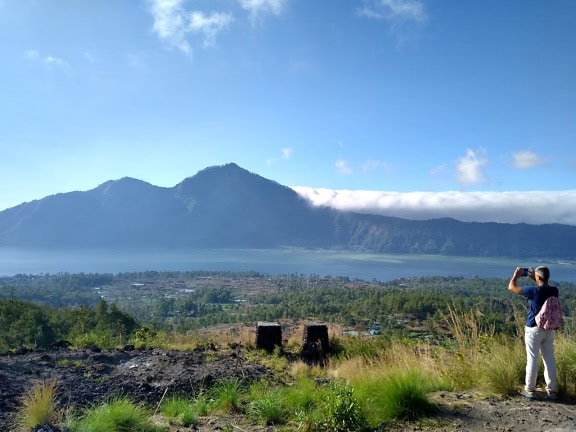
[0,163,574,260]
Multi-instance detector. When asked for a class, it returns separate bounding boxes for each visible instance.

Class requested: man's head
[535,266,550,283]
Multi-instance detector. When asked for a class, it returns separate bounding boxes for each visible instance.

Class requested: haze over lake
[1,247,574,284]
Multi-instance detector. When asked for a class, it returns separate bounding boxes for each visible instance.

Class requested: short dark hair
[535,266,550,282]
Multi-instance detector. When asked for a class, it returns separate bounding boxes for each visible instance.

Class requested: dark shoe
[546,392,558,400]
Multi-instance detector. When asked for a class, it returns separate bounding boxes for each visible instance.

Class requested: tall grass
[246,382,286,426]
[361,369,436,424]
[282,376,320,414]
[159,396,198,427]
[475,335,525,395]
[554,334,576,395]
[437,303,526,393]
[12,380,59,432]
[71,398,164,432]
[209,379,244,414]
[337,359,440,428]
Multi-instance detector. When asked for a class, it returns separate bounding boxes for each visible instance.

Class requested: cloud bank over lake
[292,188,576,226]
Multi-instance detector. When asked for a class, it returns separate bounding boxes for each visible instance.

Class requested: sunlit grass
[475,335,525,395]
[554,334,576,396]
[246,381,287,426]
[353,368,437,427]
[159,396,198,427]
[71,398,165,432]
[209,379,244,414]
[12,380,59,432]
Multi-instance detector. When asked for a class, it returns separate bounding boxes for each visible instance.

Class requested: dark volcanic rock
[0,345,271,429]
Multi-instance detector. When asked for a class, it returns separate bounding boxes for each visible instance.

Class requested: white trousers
[524,325,557,393]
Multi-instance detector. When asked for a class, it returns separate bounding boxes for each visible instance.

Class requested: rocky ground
[1,345,576,432]
[0,343,271,431]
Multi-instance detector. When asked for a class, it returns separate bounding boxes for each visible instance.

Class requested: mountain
[0,164,335,249]
[0,163,575,259]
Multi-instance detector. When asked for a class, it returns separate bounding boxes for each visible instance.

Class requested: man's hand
[508,267,523,295]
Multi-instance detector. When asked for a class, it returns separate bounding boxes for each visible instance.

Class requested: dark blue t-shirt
[521,285,559,327]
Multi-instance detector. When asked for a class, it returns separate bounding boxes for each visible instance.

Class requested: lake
[0,247,574,283]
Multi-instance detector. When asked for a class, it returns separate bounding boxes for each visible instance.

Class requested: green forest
[1,271,575,352]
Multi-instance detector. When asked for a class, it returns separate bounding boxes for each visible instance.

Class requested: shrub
[320,381,367,432]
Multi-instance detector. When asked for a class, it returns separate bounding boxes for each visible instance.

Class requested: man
[508,266,558,399]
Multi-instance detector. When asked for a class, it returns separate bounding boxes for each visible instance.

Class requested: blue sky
[1,0,575,225]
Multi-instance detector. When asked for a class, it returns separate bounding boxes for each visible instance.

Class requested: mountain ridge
[1,163,575,259]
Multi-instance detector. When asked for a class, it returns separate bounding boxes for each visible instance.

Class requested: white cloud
[25,50,71,75]
[358,0,427,46]
[335,159,353,175]
[240,0,286,21]
[513,150,542,169]
[430,164,447,176]
[334,159,389,175]
[266,147,293,165]
[456,148,488,186]
[190,11,234,47]
[149,0,190,54]
[361,159,389,173]
[292,187,576,226]
[358,0,427,23]
[148,0,233,54]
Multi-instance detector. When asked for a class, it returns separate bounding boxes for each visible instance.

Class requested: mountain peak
[0,163,575,258]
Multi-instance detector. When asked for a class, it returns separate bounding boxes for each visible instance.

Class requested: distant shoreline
[1,247,575,283]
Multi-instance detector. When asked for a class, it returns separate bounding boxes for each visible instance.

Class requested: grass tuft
[347,366,439,427]
[209,379,244,414]
[72,398,165,432]
[12,380,59,432]
[159,396,198,427]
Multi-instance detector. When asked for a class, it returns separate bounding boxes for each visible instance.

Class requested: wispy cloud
[358,0,427,22]
[456,148,488,186]
[148,0,233,54]
[361,159,389,173]
[292,187,576,226]
[266,147,293,165]
[513,150,543,169]
[335,159,353,175]
[240,0,286,22]
[358,0,427,45]
[149,0,189,53]
[335,159,389,175]
[430,164,447,176]
[25,50,72,75]
[83,51,96,63]
[190,11,234,47]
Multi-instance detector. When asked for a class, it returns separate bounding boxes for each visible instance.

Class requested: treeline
[0,299,138,352]
[2,272,576,350]
[153,275,576,336]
